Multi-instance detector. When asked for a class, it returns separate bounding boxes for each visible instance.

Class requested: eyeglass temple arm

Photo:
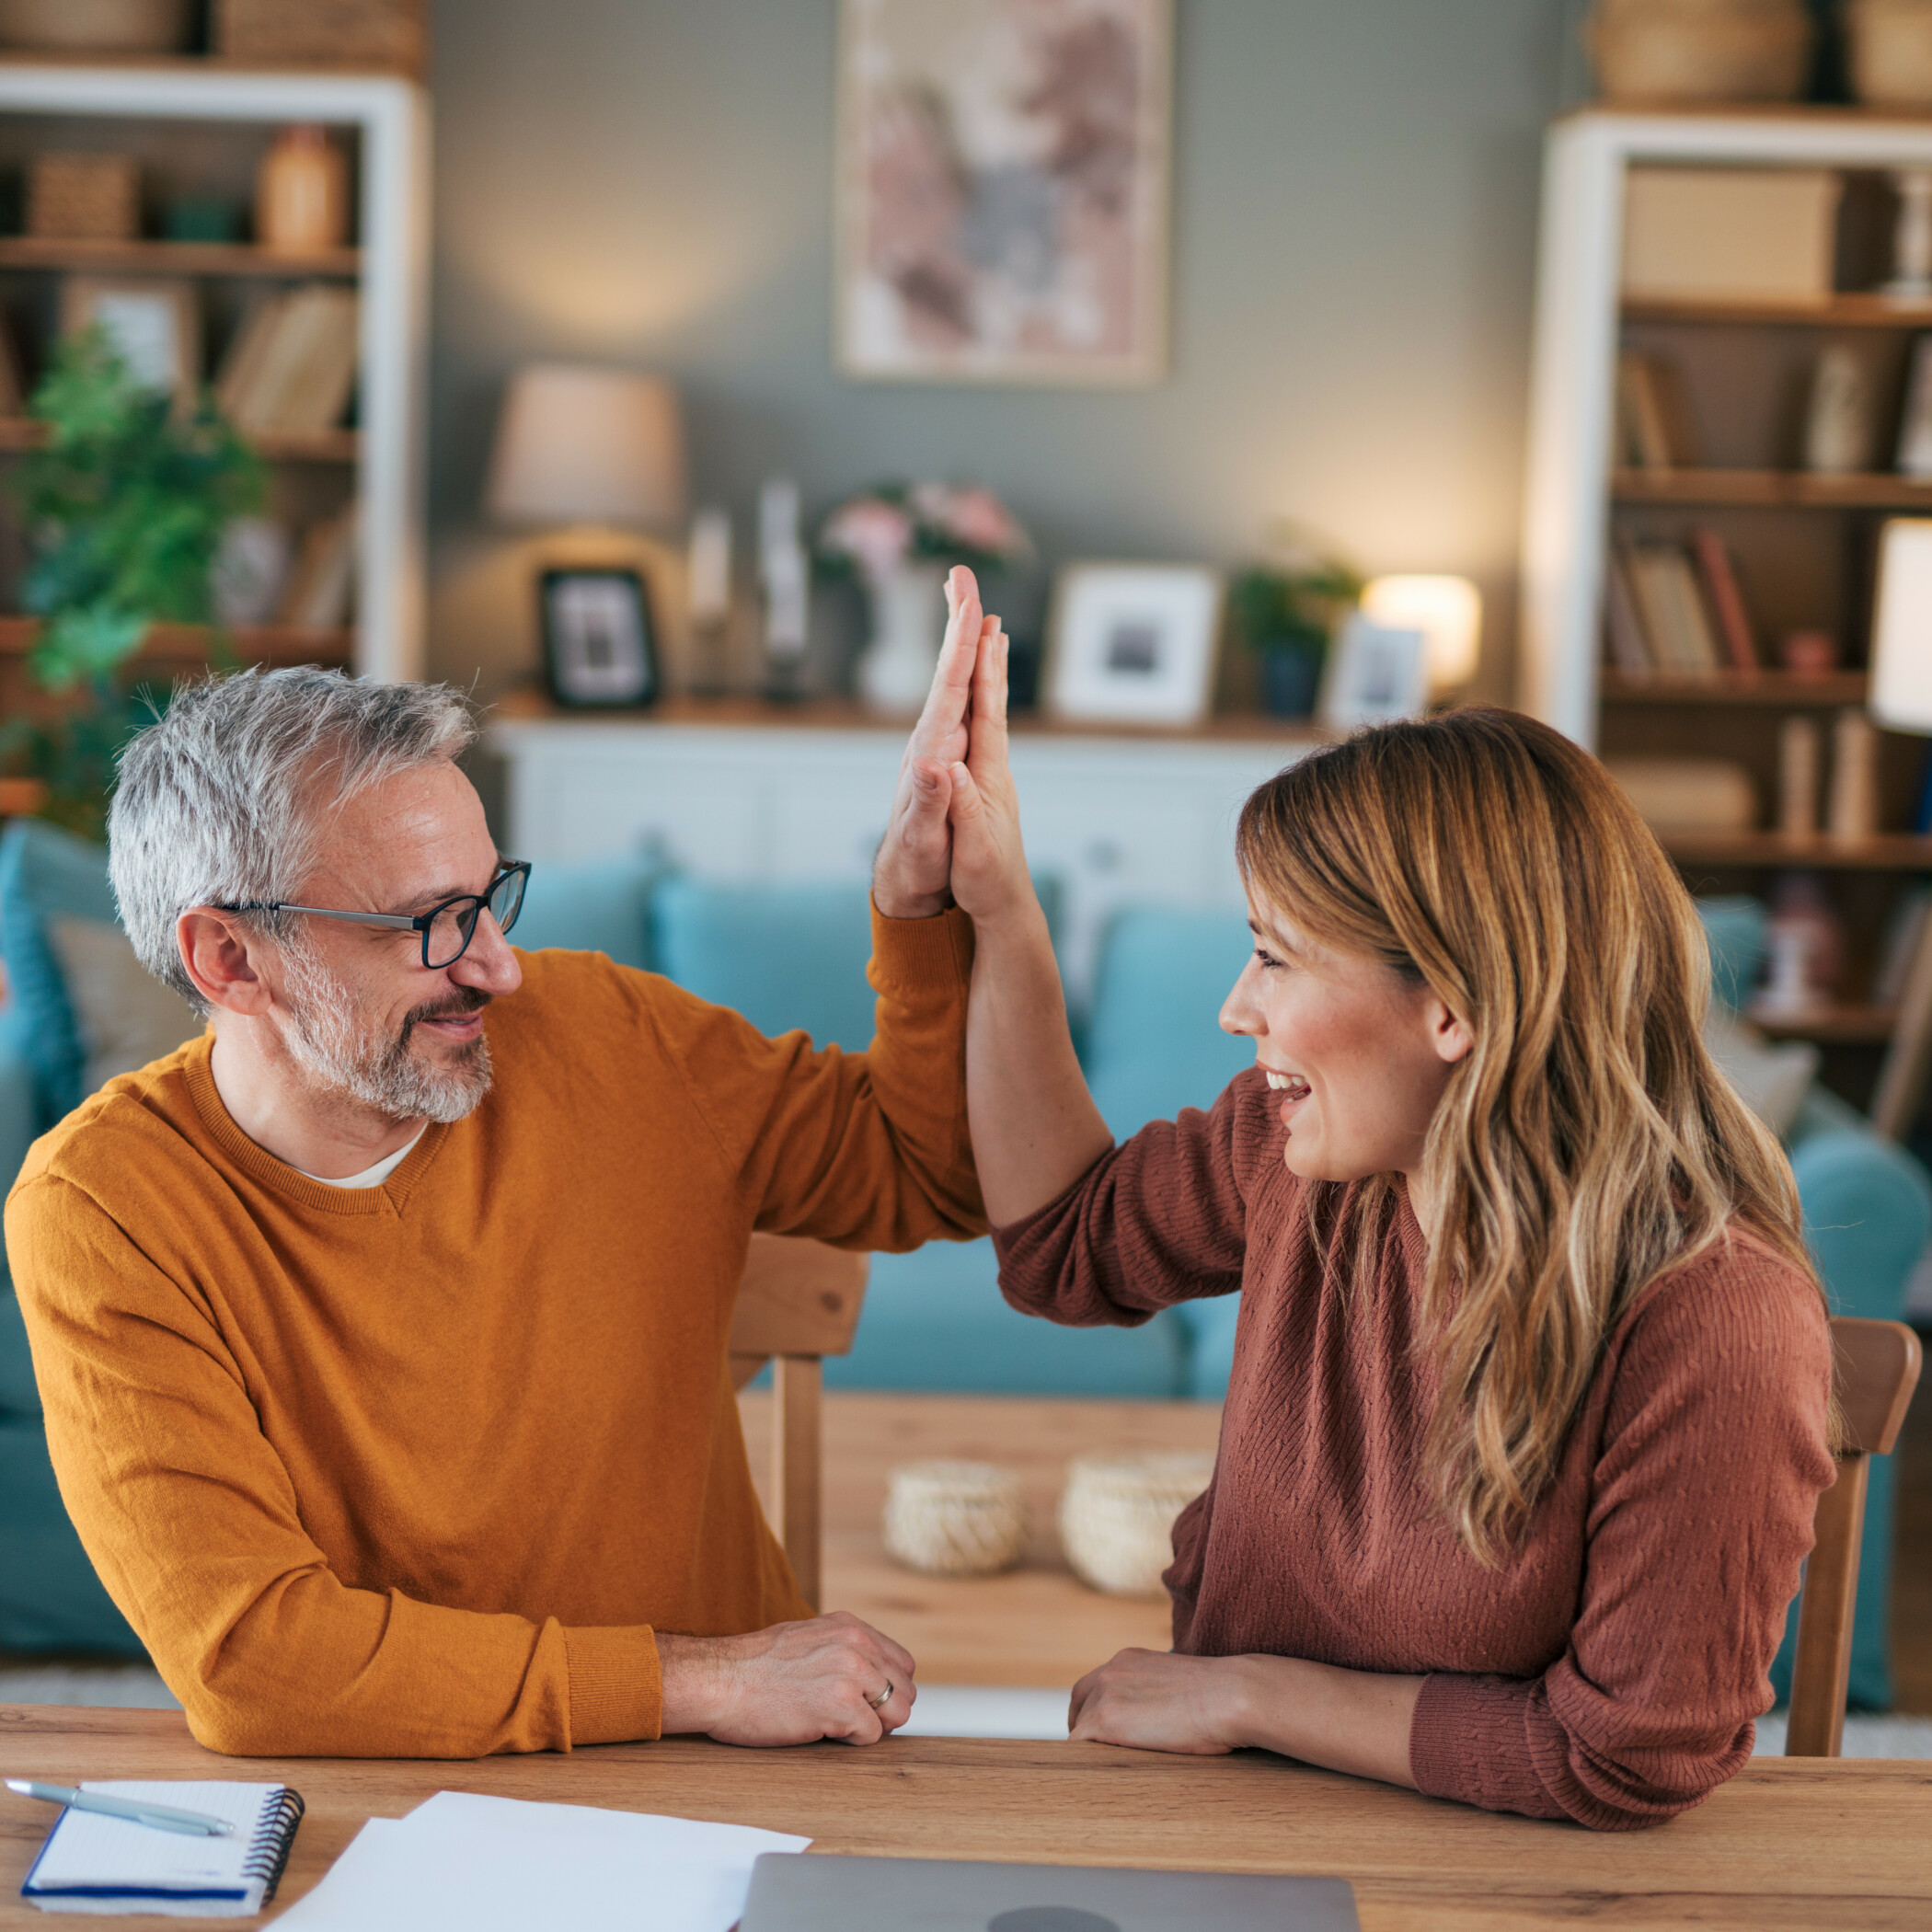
[271,903,424,933]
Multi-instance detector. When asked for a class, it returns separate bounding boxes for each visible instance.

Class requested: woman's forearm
[966,901,1112,1225]
[1230,1656,1423,1788]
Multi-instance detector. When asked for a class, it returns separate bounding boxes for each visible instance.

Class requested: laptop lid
[739,1853,1360,1931]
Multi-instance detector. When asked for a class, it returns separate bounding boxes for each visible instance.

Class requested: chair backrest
[729,1234,868,1610]
[1787,1316,1922,1756]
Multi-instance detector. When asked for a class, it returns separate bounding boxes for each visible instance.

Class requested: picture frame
[834,0,1173,387]
[60,277,200,403]
[1318,614,1430,730]
[1044,562,1222,727]
[539,568,659,709]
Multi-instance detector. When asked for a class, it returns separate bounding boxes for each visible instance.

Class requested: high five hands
[870,566,1029,928]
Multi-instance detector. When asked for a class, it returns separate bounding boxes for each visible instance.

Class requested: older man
[7,572,1017,1759]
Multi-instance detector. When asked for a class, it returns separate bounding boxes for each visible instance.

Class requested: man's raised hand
[870,566,1000,920]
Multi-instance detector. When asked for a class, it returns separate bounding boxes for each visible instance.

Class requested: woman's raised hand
[871,566,1002,920]
[942,579,1030,930]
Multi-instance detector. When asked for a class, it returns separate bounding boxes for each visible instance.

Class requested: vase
[857,563,947,712]
[1259,644,1324,719]
[256,126,350,257]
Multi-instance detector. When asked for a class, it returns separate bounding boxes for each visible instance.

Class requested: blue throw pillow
[0,820,118,1126]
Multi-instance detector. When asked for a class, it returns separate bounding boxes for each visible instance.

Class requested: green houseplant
[3,327,262,837]
[1227,536,1363,719]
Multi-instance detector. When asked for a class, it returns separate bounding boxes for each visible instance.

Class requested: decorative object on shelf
[1754,871,1845,1017]
[1044,561,1222,728]
[213,0,428,77]
[1779,628,1839,676]
[1604,757,1755,833]
[538,568,656,709]
[758,477,811,699]
[1828,709,1882,841]
[686,505,732,697]
[1885,169,1932,298]
[0,0,191,55]
[1226,543,1362,721]
[1870,518,1932,730]
[1804,346,1876,476]
[1058,1451,1213,1598]
[0,328,261,838]
[820,481,1032,712]
[1619,167,1841,305]
[1779,715,1822,838]
[27,154,140,243]
[217,284,360,438]
[1319,614,1432,729]
[1846,0,1932,109]
[1894,337,1932,479]
[210,516,292,627]
[835,0,1171,386]
[59,278,199,407]
[1361,575,1483,696]
[255,126,351,257]
[1584,0,1812,104]
[160,196,245,246]
[882,1460,1029,1578]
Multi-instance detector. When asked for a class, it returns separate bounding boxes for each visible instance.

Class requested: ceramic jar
[1586,0,1812,103]
[256,126,351,257]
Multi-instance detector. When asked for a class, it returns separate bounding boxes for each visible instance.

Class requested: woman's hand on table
[870,565,1003,920]
[658,1610,916,1746]
[1068,1648,1424,1788]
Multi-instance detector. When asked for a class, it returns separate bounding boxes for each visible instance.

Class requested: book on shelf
[1620,539,1720,674]
[1615,352,1688,470]
[216,283,359,438]
[1688,526,1759,675]
[278,503,356,629]
[1604,547,1653,675]
[1874,886,1932,1008]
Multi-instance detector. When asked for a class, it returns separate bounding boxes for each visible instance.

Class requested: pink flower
[909,482,1030,559]
[821,496,913,581]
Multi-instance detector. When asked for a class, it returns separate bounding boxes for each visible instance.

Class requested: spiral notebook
[20,1782,304,1916]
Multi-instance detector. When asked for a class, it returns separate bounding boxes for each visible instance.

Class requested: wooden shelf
[1753,1004,1900,1044]
[0,236,358,278]
[1613,467,1932,510]
[1600,669,1869,706]
[0,776,44,816]
[0,617,351,665]
[1659,831,1932,869]
[1624,293,1932,328]
[0,418,356,462]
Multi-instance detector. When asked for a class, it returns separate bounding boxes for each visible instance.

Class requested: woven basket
[213,0,427,75]
[28,155,140,242]
[1848,0,1932,106]
[1058,1452,1215,1599]
[0,0,190,52]
[1586,0,1812,102]
[882,1461,1029,1578]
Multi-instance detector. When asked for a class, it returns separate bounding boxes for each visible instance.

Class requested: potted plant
[818,481,1031,711]
[1227,538,1363,719]
[3,328,261,839]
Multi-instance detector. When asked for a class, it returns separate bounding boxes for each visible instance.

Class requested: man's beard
[278,940,494,1125]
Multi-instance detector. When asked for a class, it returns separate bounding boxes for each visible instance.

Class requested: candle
[688,507,730,626]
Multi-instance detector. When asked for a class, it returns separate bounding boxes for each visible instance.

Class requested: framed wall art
[60,277,200,401]
[1318,614,1430,730]
[835,0,1173,387]
[1044,562,1221,726]
[539,568,659,708]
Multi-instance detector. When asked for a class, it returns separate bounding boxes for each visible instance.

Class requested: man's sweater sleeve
[7,1176,662,1759]
[1408,1259,1835,1830]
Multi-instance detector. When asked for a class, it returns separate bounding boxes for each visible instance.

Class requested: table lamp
[1871,518,1932,734]
[1360,574,1482,695]
[486,362,687,531]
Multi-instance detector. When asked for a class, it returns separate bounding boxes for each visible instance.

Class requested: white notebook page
[27,1782,280,1892]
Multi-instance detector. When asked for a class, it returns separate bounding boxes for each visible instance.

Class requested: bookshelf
[0,63,429,684]
[1520,109,1932,1099]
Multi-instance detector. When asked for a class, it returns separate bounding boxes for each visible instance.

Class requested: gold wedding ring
[866,1680,894,1709]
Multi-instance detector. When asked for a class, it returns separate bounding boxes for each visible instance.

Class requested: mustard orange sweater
[7,909,982,1758]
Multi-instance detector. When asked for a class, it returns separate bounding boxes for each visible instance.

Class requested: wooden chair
[1786,1316,1923,1756]
[728,1233,868,1611]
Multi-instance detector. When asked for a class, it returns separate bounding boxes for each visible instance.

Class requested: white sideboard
[489,711,1322,1000]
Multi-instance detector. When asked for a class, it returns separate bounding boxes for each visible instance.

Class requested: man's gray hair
[110,668,477,1011]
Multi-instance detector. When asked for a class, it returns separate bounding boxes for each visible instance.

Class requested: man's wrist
[657,1631,737,1735]
[870,877,952,921]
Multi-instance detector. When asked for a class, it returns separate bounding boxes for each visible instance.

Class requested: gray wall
[427,0,1580,705]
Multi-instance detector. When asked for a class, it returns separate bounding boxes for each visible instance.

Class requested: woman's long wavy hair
[1236,706,1824,1565]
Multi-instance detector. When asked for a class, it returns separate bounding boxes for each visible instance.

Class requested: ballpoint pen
[5,1780,234,1837]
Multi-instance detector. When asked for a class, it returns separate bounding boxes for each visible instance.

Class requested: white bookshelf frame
[0,63,431,683]
[1518,109,1932,750]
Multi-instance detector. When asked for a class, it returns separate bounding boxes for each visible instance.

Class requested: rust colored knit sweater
[8,911,982,1760]
[995,1069,1834,1832]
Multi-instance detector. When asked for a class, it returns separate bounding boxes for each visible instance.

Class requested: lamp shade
[1871,518,1932,734]
[486,363,687,529]
[1361,574,1482,692]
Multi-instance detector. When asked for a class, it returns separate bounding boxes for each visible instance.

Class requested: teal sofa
[1,825,1926,1711]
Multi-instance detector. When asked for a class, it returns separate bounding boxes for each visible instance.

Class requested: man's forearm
[966,902,1112,1225]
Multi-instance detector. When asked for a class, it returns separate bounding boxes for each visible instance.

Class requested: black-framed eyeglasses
[218,860,532,971]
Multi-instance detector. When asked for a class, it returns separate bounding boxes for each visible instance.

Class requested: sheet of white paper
[270,1793,808,1932]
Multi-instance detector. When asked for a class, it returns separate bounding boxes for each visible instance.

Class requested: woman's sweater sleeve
[1408,1254,1835,1831]
[993,1072,1270,1326]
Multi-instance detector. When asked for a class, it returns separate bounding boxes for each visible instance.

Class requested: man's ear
[176,909,274,1018]
[1428,995,1475,1066]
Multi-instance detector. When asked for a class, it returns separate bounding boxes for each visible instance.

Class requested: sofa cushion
[46,915,203,1096]
[0,1418,144,1653]
[0,820,117,1125]
[511,850,657,970]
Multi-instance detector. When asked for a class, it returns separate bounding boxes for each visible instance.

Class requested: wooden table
[3,1708,1927,1929]
[737,1390,1225,1686]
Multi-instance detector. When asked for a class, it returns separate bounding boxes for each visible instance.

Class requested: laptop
[738,1853,1360,1930]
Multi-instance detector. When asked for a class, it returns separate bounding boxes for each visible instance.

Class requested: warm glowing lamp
[486,362,687,529]
[1871,519,1932,734]
[1361,574,1483,693]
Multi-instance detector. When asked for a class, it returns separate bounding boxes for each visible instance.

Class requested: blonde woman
[942,628,1834,1832]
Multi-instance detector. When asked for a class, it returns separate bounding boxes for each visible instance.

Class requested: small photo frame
[1319,614,1429,730]
[60,277,200,402]
[539,568,658,708]
[1044,563,1223,727]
